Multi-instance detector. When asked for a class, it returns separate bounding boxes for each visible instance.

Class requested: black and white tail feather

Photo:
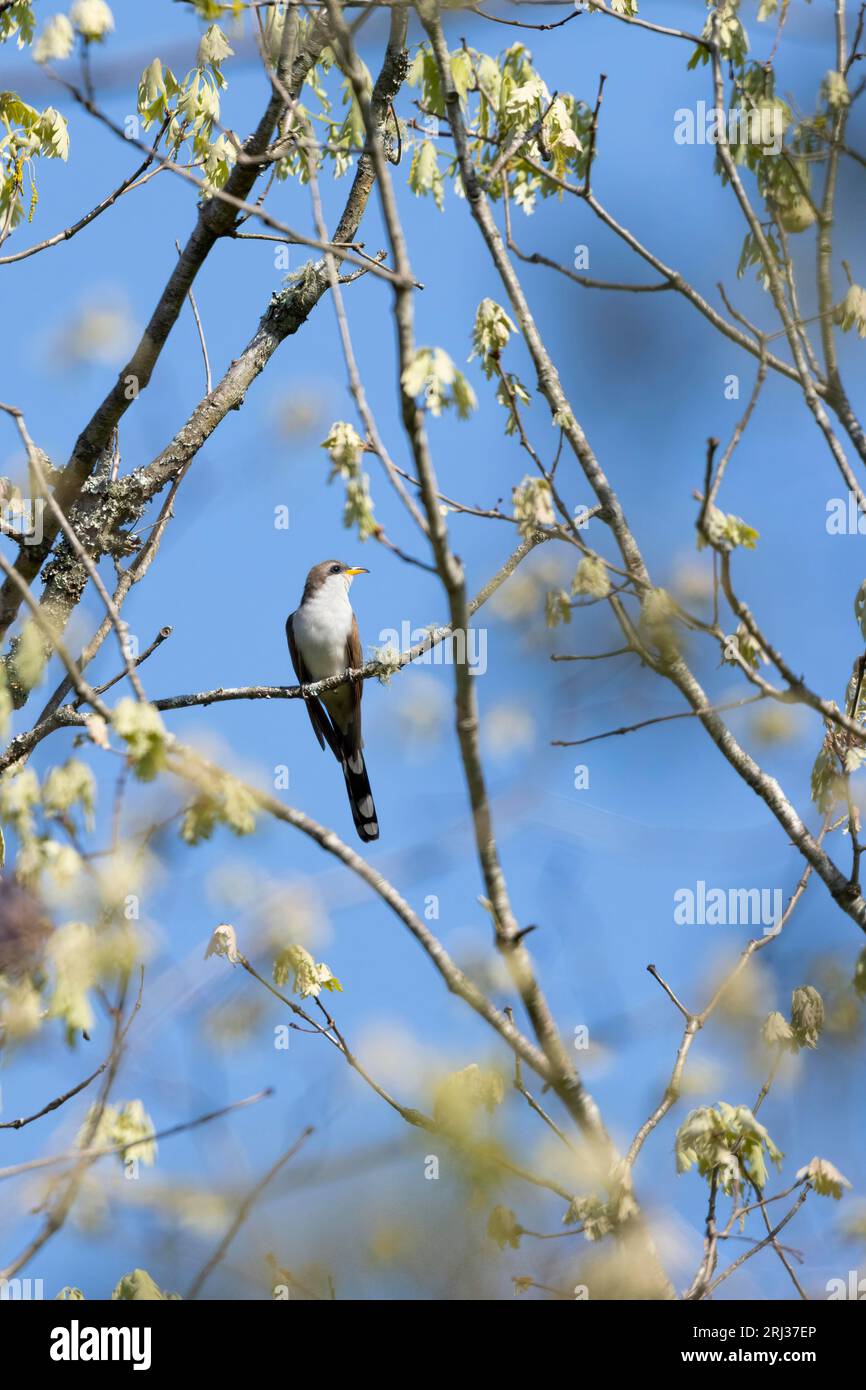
[341,743,379,843]
[307,706,379,843]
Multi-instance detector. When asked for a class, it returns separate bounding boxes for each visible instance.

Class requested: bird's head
[303,560,369,600]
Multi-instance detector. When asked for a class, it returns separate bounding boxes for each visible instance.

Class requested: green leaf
[433,1062,505,1132]
[46,921,99,1038]
[10,620,49,693]
[111,1269,177,1301]
[34,15,74,64]
[181,798,218,845]
[469,298,517,378]
[78,1098,157,1166]
[401,347,476,418]
[273,943,340,998]
[698,503,759,552]
[640,588,680,663]
[451,368,477,420]
[204,923,239,963]
[342,474,377,541]
[138,58,169,126]
[406,43,445,117]
[408,139,444,211]
[450,48,474,106]
[545,589,571,628]
[790,985,824,1049]
[811,740,843,813]
[796,1157,852,1199]
[494,372,531,435]
[112,1100,158,1165]
[487,1205,522,1250]
[181,774,256,845]
[512,475,554,536]
[761,1010,795,1049]
[822,69,850,111]
[112,699,167,782]
[504,77,547,128]
[0,976,42,1041]
[69,1,115,44]
[836,285,866,339]
[0,766,40,836]
[197,23,233,69]
[321,420,364,478]
[37,107,69,160]
[220,775,256,836]
[675,1102,783,1195]
[42,759,96,830]
[572,554,611,600]
[562,1193,618,1241]
[0,2,36,47]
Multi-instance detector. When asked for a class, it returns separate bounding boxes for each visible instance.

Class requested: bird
[286,560,379,843]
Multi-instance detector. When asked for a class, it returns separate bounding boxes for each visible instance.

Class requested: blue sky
[1,0,865,1300]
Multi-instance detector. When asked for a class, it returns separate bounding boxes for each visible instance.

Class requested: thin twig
[185,1125,314,1299]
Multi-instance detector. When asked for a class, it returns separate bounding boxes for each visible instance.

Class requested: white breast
[292,582,353,681]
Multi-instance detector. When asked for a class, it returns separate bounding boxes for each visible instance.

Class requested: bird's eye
[330,564,342,575]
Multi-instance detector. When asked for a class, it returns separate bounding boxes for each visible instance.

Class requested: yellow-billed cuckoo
[286,560,379,842]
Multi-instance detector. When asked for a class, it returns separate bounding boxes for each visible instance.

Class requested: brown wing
[286,613,340,759]
[345,612,364,755]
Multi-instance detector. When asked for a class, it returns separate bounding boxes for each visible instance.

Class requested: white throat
[293,576,354,681]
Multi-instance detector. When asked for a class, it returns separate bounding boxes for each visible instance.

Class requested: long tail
[341,746,379,843]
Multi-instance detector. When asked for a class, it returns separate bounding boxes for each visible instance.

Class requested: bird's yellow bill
[344,567,369,576]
